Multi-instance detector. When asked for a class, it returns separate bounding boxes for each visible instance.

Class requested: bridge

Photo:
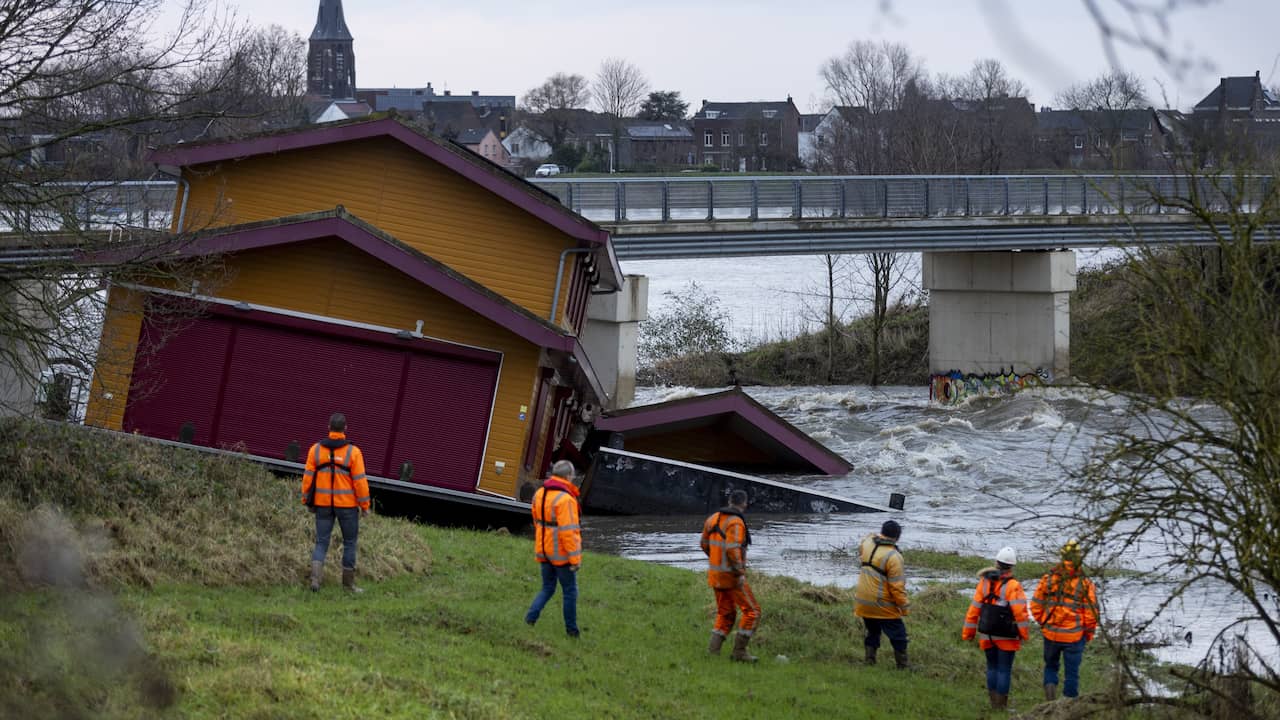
[3,174,1273,406]
[528,174,1274,259]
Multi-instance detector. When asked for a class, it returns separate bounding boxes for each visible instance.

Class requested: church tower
[307,0,356,99]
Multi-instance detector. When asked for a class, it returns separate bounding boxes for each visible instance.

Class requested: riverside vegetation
[0,418,1131,719]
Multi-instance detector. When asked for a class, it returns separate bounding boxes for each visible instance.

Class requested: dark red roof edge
[595,388,853,476]
[148,117,610,247]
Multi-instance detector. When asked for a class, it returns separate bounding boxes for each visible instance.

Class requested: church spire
[307,0,356,98]
[310,0,353,41]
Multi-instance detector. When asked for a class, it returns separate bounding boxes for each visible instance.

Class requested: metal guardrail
[0,181,176,233]
[531,175,1274,225]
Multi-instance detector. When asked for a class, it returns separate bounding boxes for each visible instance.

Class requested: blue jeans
[984,647,1017,694]
[525,563,579,635]
[863,618,909,652]
[1044,639,1086,697]
[311,507,360,569]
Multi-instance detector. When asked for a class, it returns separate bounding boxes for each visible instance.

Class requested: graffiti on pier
[929,367,1052,404]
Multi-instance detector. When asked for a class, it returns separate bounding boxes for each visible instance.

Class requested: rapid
[583,384,1277,668]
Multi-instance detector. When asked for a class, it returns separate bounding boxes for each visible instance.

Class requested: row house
[691,98,801,171]
[1033,107,1163,170]
[1190,71,1280,161]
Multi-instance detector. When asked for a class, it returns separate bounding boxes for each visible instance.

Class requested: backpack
[977,576,1018,638]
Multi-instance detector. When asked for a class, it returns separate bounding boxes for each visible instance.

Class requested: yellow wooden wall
[179,136,584,326]
[83,286,144,432]
[85,238,543,497]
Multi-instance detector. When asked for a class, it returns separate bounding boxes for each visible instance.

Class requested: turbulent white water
[583,384,1276,668]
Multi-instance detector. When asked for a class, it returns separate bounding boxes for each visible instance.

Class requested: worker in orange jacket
[301,413,370,593]
[700,489,760,662]
[1031,539,1099,700]
[524,460,583,637]
[962,546,1031,711]
[853,520,911,668]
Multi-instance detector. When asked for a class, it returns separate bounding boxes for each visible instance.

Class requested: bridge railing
[531,175,1273,225]
[0,181,176,234]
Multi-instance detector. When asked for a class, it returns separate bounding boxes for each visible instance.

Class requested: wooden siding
[179,137,580,325]
[86,238,545,497]
[623,422,775,467]
[84,286,145,431]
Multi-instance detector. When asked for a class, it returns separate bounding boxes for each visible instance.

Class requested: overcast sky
[234,0,1279,112]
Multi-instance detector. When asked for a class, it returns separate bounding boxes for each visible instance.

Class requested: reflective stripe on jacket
[853,533,910,619]
[300,432,370,510]
[1031,561,1099,643]
[700,511,748,590]
[532,477,581,567]
[962,569,1031,650]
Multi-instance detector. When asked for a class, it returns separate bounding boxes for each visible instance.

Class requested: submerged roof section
[595,387,853,476]
[149,115,613,249]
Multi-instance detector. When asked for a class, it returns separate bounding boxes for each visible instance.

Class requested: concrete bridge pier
[922,250,1076,403]
[582,274,648,410]
[0,278,55,417]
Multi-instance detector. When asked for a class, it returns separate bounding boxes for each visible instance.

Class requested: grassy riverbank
[0,419,1120,719]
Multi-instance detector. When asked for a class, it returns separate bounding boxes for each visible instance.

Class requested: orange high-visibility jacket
[700,510,749,590]
[300,432,370,511]
[532,477,582,567]
[962,570,1031,651]
[854,533,910,619]
[1031,561,1099,643]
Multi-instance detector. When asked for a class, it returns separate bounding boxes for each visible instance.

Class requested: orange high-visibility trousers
[713,581,761,636]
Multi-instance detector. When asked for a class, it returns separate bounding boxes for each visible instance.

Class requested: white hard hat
[995,546,1018,565]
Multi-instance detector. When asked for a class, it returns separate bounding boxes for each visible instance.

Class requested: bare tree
[950,59,1035,174]
[519,72,589,148]
[1054,70,1151,168]
[1050,167,1280,717]
[0,0,266,417]
[591,58,649,119]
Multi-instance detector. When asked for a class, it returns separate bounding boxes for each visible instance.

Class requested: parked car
[534,163,561,177]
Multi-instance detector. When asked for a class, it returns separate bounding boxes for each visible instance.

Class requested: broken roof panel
[594,387,853,476]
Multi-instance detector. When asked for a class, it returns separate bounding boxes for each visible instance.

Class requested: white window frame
[759,132,768,146]
[721,130,730,146]
[704,131,713,147]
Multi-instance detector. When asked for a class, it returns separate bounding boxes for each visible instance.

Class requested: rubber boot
[708,631,726,655]
[864,645,877,665]
[1044,684,1057,701]
[342,566,363,594]
[996,693,1009,711]
[309,561,323,592]
[893,648,912,670]
[988,689,1000,709]
[730,633,758,663]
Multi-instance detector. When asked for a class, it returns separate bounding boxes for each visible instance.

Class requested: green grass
[0,419,1146,718]
[2,522,1120,719]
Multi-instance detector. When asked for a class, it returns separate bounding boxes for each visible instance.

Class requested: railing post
[615,182,624,222]
[1043,177,1050,215]
[964,178,970,216]
[707,180,715,221]
[1082,178,1088,215]
[922,179,930,218]
[1004,177,1011,215]
[662,181,670,222]
[750,180,758,221]
[567,183,575,213]
[793,180,802,219]
[882,179,889,218]
[839,179,847,218]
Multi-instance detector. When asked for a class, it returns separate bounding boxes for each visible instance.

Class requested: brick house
[691,98,801,171]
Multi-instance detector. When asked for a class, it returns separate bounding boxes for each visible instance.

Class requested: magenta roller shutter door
[120,300,502,492]
[122,311,233,444]
[387,352,500,492]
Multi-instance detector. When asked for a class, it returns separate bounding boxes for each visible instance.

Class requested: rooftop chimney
[472,90,479,96]
[444,90,451,96]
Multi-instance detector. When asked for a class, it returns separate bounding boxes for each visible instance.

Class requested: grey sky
[237,0,1278,111]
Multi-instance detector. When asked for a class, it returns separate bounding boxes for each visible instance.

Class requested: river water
[582,384,1275,668]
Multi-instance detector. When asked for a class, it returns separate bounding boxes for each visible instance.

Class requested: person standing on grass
[962,546,1031,711]
[853,519,912,668]
[1031,539,1099,701]
[700,489,760,662]
[524,460,583,638]
[301,413,370,593]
